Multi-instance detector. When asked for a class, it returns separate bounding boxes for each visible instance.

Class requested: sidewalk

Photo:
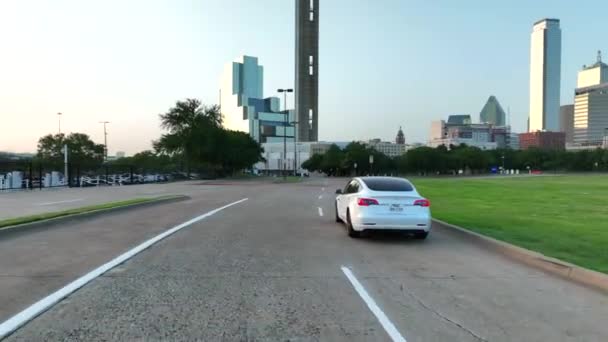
[0,182,197,220]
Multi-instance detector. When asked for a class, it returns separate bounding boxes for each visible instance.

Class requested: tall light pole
[290,121,299,176]
[99,121,110,161]
[57,112,62,134]
[277,88,293,180]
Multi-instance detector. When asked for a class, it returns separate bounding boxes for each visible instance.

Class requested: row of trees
[30,99,264,177]
[152,99,263,176]
[302,143,608,176]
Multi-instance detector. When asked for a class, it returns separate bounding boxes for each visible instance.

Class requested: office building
[255,141,349,174]
[529,18,562,132]
[295,0,319,142]
[365,139,408,157]
[519,131,565,150]
[507,133,520,150]
[428,115,511,150]
[447,115,472,125]
[479,96,507,126]
[577,51,608,88]
[220,55,295,143]
[559,105,574,144]
[573,52,608,146]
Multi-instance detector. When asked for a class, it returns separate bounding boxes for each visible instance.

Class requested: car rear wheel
[335,202,342,223]
[414,232,429,240]
[346,210,360,238]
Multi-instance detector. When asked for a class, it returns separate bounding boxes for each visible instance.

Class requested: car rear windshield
[362,178,414,192]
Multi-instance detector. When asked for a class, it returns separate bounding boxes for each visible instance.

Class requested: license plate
[390,207,404,212]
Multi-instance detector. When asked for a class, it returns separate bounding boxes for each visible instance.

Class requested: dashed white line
[341,266,407,342]
[37,198,84,206]
[318,194,323,200]
[318,207,324,216]
[0,198,249,339]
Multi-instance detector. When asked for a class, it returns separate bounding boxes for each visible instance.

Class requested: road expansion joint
[404,289,488,342]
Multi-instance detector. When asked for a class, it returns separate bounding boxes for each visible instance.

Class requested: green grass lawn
[413,175,608,274]
[0,196,178,230]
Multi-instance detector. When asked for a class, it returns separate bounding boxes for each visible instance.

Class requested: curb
[432,218,608,294]
[0,195,190,238]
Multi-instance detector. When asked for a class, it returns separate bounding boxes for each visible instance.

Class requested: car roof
[356,176,412,184]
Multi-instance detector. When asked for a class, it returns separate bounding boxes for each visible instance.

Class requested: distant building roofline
[575,82,608,95]
[533,18,560,26]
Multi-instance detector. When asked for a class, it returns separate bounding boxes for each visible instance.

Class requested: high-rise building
[573,53,608,146]
[295,0,319,142]
[519,131,565,150]
[559,104,574,144]
[395,127,405,144]
[479,96,506,126]
[220,55,295,143]
[428,117,510,150]
[529,18,561,132]
[577,51,608,88]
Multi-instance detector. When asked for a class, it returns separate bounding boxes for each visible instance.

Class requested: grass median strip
[413,175,608,274]
[0,196,180,230]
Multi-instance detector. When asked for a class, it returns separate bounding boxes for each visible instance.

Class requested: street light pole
[99,121,110,161]
[277,88,293,180]
[57,112,62,134]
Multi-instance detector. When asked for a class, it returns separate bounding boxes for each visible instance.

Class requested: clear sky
[1,0,607,154]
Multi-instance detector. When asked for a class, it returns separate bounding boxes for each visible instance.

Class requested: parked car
[335,177,431,239]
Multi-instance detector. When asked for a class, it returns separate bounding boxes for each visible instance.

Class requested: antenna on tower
[598,50,602,63]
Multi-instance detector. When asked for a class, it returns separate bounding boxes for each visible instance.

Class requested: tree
[154,99,224,173]
[37,133,104,167]
[219,130,264,175]
[320,144,345,176]
[154,99,263,176]
[342,142,372,176]
[302,153,323,173]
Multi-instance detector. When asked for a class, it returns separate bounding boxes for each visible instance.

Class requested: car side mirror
[335,189,342,194]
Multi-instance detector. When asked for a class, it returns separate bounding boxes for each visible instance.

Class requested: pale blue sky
[1,0,606,154]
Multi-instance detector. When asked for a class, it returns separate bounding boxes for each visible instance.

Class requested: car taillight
[414,199,430,207]
[357,198,379,206]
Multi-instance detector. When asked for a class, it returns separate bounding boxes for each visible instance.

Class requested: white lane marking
[318,194,323,200]
[341,266,407,342]
[37,198,84,206]
[0,198,249,339]
[318,207,324,216]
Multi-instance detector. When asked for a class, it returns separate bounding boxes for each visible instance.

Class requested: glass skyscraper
[220,55,295,143]
[528,18,561,132]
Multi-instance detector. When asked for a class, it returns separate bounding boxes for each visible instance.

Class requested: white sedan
[335,177,431,239]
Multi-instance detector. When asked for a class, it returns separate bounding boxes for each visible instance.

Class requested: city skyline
[1,0,608,154]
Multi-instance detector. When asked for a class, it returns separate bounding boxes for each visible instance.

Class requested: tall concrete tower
[528,18,561,132]
[295,0,319,142]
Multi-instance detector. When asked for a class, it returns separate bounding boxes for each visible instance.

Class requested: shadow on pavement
[354,230,429,245]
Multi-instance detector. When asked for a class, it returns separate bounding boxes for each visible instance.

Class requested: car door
[338,180,360,218]
[337,180,355,219]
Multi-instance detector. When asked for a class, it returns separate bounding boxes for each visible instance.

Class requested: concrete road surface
[1,178,607,341]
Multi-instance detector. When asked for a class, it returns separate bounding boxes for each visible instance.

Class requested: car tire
[346,210,360,238]
[414,232,429,240]
[335,202,342,223]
